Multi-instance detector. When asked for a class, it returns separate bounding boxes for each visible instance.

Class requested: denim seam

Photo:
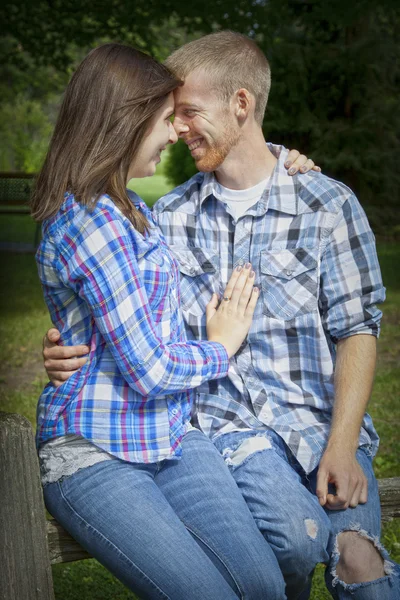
[56,480,170,600]
[183,522,243,600]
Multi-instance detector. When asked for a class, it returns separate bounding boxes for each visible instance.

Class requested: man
[42,32,398,599]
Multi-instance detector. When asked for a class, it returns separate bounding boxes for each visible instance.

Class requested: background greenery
[1,0,399,232]
[0,1,399,597]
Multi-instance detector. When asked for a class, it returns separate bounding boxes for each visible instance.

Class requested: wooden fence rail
[1,411,399,599]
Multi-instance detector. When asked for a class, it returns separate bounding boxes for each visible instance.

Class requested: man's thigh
[213,430,331,560]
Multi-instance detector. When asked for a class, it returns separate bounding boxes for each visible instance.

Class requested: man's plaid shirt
[35,191,229,463]
[154,146,385,473]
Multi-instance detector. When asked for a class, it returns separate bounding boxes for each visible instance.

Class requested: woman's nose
[168,121,178,144]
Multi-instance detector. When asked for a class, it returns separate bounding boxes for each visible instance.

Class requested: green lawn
[0,201,398,598]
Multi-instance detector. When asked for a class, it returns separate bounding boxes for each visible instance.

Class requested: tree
[1,0,399,232]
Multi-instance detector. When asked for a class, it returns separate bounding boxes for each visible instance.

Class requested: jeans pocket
[260,247,319,320]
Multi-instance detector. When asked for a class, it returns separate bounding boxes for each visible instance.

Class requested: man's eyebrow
[176,103,201,110]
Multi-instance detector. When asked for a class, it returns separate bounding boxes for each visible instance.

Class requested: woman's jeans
[214,430,400,600]
[43,428,285,600]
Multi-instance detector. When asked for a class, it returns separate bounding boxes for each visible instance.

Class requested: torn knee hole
[333,528,390,585]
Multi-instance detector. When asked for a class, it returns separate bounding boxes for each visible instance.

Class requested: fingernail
[236,265,242,272]
[250,270,255,278]
[245,262,251,269]
[285,161,291,168]
[300,166,307,172]
[289,167,296,175]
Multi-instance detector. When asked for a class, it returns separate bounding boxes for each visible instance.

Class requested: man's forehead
[173,70,216,107]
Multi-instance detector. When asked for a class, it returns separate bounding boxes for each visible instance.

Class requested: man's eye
[184,110,195,117]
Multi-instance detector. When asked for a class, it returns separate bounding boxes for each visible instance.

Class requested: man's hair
[165,31,271,126]
[31,44,181,233]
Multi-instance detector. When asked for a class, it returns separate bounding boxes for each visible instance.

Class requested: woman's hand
[206,263,259,358]
[285,149,321,175]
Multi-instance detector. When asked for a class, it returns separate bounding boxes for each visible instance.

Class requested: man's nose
[173,117,190,137]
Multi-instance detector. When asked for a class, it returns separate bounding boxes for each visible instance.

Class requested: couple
[34,32,398,599]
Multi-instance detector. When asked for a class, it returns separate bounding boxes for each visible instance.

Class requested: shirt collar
[198,149,298,216]
[127,189,146,209]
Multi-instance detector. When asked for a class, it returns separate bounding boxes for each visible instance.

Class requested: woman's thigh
[156,428,286,600]
[43,459,238,600]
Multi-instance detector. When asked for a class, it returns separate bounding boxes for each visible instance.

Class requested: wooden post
[0,412,55,600]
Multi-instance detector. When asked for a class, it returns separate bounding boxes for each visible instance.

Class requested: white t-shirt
[212,177,270,221]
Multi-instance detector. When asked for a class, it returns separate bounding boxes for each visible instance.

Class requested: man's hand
[285,149,321,175]
[43,328,89,387]
[316,445,368,510]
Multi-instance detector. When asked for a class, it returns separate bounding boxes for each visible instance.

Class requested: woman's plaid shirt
[153,147,386,474]
[35,192,229,463]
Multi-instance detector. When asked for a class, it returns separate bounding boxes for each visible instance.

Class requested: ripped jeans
[213,430,400,600]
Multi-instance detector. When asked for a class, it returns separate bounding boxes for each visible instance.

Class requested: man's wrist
[325,436,358,455]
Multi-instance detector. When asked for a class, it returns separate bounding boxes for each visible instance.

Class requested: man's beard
[195,122,240,172]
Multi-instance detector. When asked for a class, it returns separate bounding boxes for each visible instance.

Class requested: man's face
[173,70,241,172]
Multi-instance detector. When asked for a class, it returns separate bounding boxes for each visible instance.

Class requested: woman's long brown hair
[31,44,181,233]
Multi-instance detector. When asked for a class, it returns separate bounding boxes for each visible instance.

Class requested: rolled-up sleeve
[57,206,229,396]
[319,194,385,343]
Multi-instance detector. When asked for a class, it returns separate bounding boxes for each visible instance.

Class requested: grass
[0,201,399,598]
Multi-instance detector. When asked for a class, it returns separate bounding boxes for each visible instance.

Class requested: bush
[164,139,198,187]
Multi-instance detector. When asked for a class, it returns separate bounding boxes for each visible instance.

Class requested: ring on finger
[223,297,230,302]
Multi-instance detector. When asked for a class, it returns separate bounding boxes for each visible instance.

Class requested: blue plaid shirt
[35,191,229,463]
[154,146,385,473]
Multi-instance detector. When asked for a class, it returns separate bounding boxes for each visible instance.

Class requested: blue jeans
[214,430,400,600]
[44,428,285,600]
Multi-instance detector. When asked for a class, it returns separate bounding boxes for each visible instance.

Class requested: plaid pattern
[35,191,229,463]
[154,146,385,473]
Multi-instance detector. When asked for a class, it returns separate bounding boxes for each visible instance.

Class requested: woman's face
[128,93,177,180]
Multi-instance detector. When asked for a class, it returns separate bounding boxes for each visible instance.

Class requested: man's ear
[233,88,253,122]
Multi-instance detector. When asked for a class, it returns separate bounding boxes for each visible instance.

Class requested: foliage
[0,95,55,171]
[164,140,197,187]
[1,0,399,232]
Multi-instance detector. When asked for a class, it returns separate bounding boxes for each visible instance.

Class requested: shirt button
[285,269,293,276]
[171,408,178,416]
[190,267,196,275]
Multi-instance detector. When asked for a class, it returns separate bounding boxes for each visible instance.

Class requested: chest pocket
[169,246,220,317]
[260,248,319,320]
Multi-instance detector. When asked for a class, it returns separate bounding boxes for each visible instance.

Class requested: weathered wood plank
[47,520,92,565]
[0,412,55,600]
[378,477,400,522]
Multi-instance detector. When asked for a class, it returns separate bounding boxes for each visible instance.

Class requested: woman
[31,44,286,599]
